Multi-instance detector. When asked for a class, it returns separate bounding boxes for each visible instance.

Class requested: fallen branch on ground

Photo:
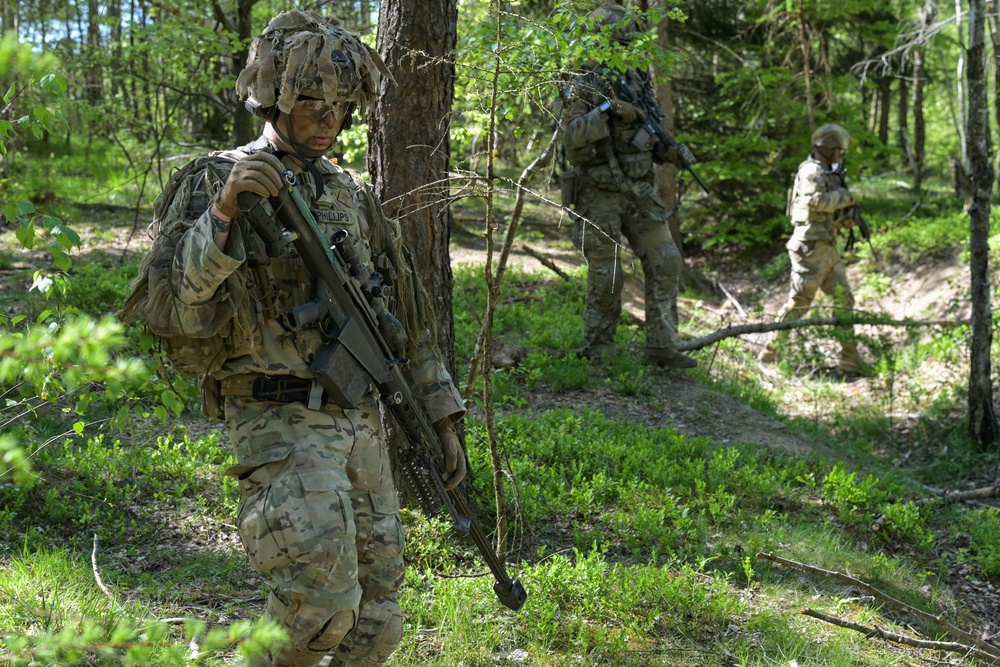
[871,486,1000,531]
[802,608,1000,665]
[519,244,570,280]
[678,316,967,352]
[758,551,1000,662]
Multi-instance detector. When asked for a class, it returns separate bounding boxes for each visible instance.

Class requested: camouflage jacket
[787,156,856,244]
[562,64,681,186]
[170,137,465,424]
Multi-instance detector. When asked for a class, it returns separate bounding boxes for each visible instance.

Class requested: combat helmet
[590,4,641,43]
[811,123,851,151]
[236,11,389,129]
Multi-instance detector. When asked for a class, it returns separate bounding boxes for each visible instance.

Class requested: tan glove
[213,152,285,219]
[610,99,638,123]
[435,417,467,490]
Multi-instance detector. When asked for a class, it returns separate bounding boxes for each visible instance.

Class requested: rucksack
[119,155,246,377]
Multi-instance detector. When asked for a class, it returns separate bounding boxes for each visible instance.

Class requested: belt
[221,374,326,410]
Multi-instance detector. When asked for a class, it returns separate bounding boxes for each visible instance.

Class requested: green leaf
[36,309,52,324]
[16,200,35,216]
[73,421,85,434]
[53,250,72,271]
[15,220,34,248]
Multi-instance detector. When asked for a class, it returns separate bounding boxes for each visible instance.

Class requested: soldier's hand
[435,417,467,491]
[214,152,285,219]
[610,99,638,123]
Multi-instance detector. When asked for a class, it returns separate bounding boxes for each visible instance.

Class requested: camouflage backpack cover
[119,155,247,377]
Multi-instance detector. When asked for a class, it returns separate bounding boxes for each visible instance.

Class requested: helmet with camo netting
[236,10,388,119]
[811,123,852,150]
[589,4,642,43]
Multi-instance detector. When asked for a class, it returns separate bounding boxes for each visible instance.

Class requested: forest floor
[6,198,998,656]
[451,211,1000,634]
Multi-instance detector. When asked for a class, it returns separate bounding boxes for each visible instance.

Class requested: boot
[758,345,777,364]
[837,345,862,376]
[645,348,697,369]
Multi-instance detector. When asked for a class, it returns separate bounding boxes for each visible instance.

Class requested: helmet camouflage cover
[236,10,389,117]
[589,4,642,43]
[811,123,852,150]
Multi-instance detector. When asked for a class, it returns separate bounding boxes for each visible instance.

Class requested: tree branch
[678,315,968,352]
[758,551,1000,659]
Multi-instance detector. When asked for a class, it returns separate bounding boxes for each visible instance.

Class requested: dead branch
[803,608,1000,665]
[92,534,114,603]
[518,244,570,280]
[758,551,1000,658]
[678,316,968,352]
[871,486,1000,531]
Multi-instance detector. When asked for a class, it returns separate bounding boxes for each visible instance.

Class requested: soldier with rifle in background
[560,3,706,369]
[122,10,523,667]
[759,123,864,376]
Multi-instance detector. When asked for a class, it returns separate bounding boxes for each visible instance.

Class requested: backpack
[119,155,247,377]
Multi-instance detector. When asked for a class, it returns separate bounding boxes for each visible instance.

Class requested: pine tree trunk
[966,0,998,449]
[369,0,458,372]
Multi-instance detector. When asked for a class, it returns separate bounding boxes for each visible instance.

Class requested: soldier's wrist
[209,206,232,234]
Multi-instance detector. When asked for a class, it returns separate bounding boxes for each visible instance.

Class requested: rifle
[613,70,711,195]
[834,166,880,262]
[235,168,527,612]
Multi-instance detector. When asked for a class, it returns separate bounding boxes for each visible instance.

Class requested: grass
[4,168,1000,665]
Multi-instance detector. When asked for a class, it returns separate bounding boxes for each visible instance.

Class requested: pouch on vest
[560,170,578,209]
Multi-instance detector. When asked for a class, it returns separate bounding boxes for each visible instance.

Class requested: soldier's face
[283,99,349,152]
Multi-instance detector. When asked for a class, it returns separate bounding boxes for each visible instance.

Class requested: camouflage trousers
[765,238,859,362]
[224,395,405,667]
[570,179,681,350]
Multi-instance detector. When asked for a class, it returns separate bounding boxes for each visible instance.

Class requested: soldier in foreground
[759,123,863,375]
[560,3,699,369]
[123,11,466,666]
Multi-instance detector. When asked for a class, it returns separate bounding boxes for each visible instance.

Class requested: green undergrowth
[5,190,1000,664]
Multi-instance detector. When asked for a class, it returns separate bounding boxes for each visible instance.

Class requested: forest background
[5,0,1000,665]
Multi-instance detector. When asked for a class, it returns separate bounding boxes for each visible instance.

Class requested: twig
[518,244,570,280]
[92,534,114,603]
[803,608,1000,665]
[758,552,1000,658]
[871,486,1000,531]
[714,279,747,319]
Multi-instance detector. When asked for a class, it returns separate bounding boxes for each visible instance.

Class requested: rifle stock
[237,174,527,612]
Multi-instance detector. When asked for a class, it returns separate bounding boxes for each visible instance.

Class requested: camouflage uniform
[167,137,464,667]
[562,62,695,368]
[761,127,861,371]
[141,11,465,667]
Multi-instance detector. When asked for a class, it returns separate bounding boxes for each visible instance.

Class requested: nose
[318,109,337,127]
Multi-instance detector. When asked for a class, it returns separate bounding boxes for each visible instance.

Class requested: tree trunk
[965,0,998,449]
[911,1,935,191]
[794,0,816,128]
[986,0,1000,186]
[876,75,890,145]
[956,0,969,166]
[650,7,681,260]
[84,0,103,104]
[231,0,258,146]
[1,0,18,38]
[370,0,458,372]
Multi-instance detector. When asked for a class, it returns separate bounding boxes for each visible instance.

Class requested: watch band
[209,209,232,234]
